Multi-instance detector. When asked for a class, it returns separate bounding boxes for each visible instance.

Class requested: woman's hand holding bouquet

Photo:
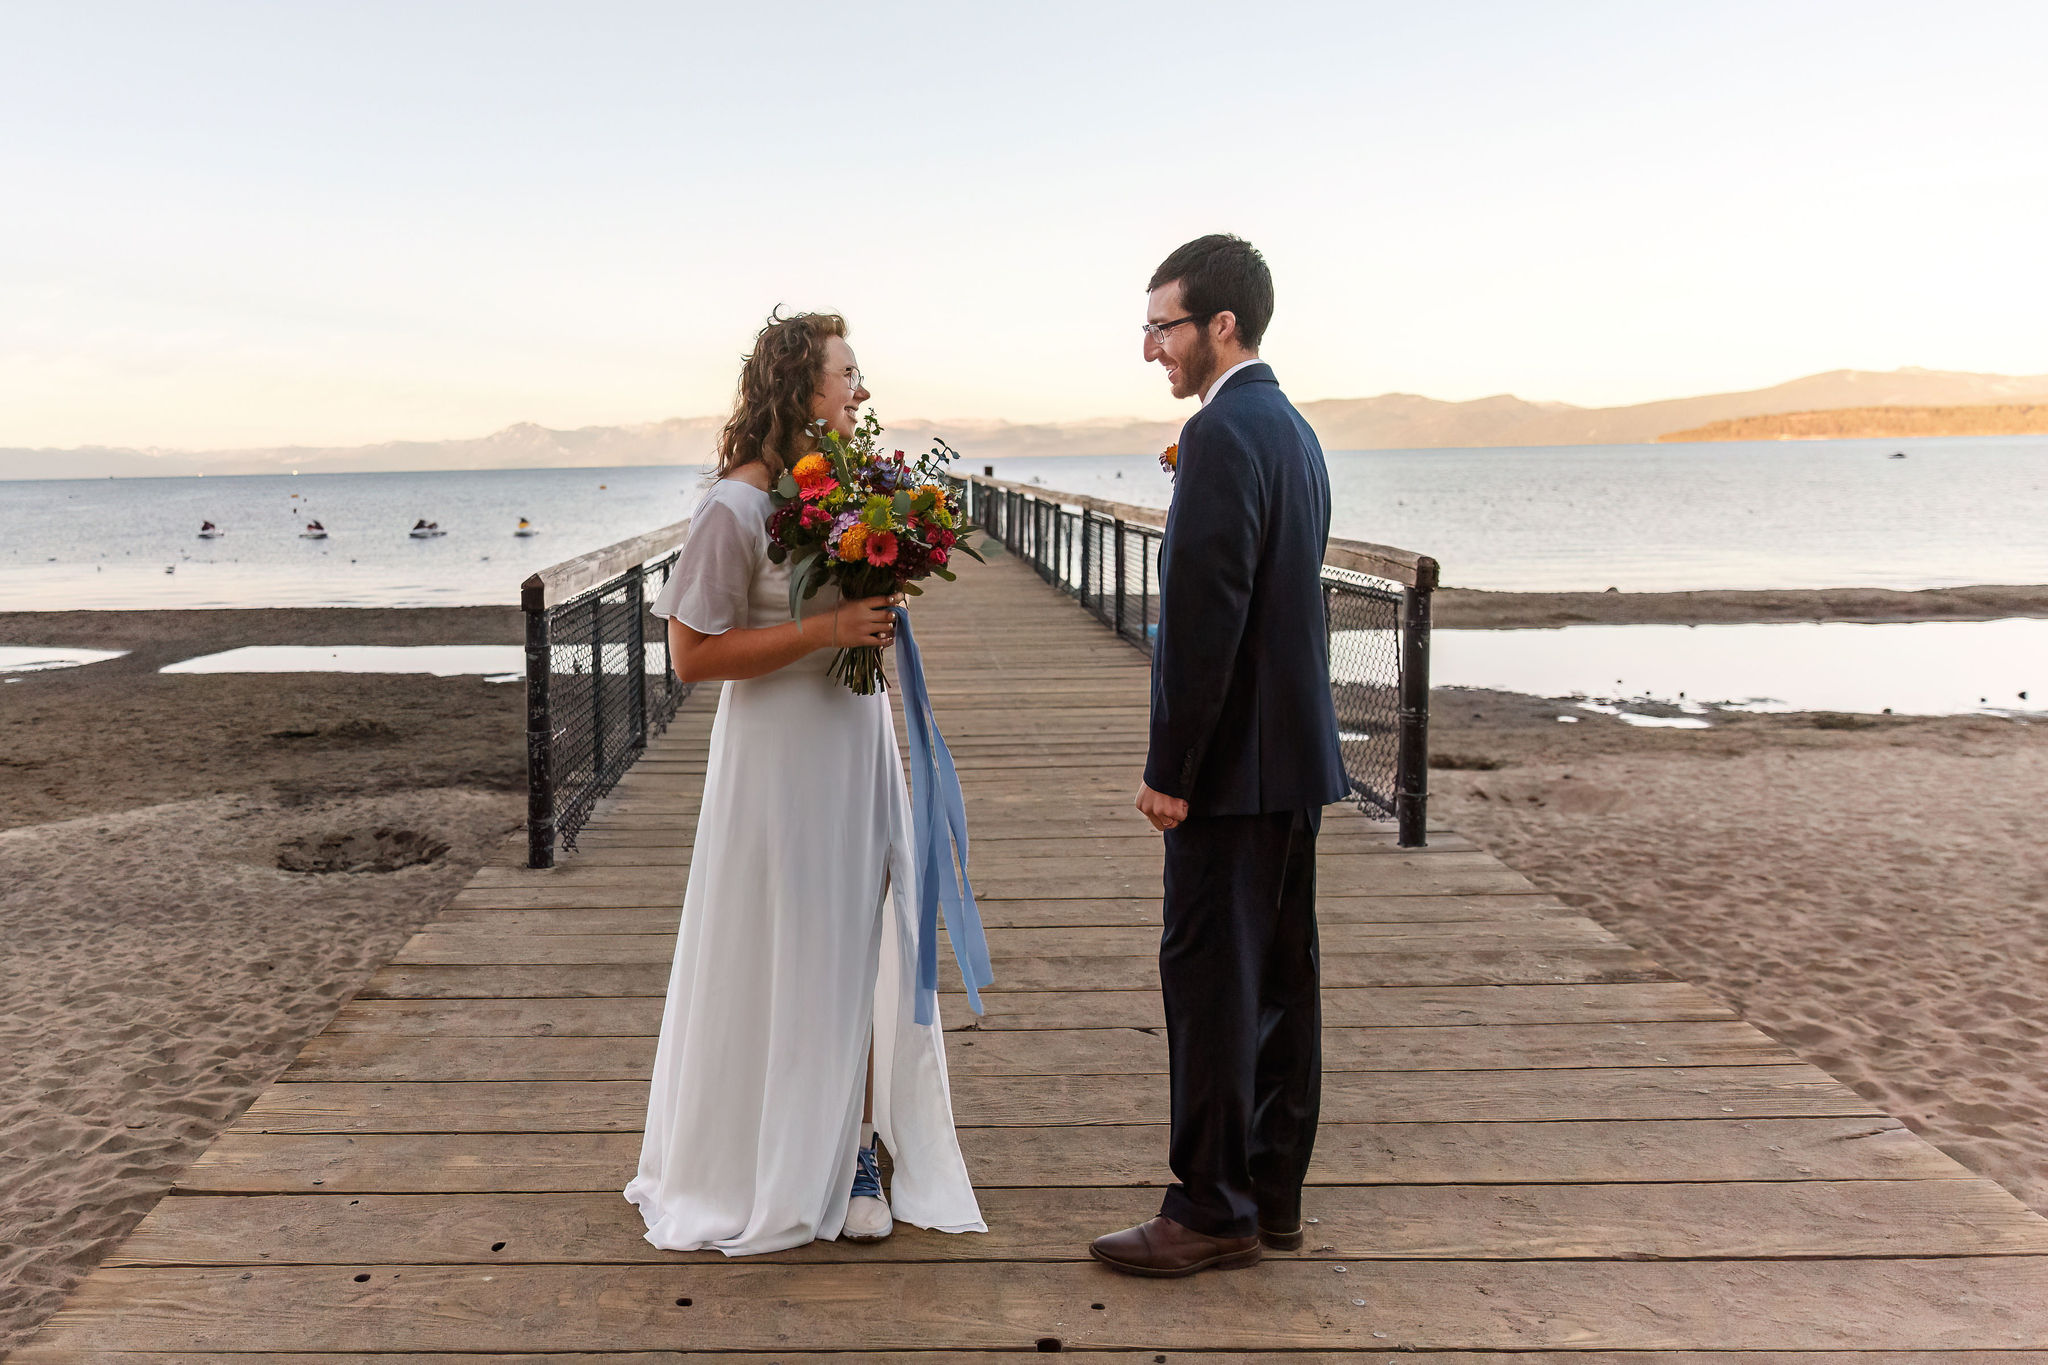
[766,412,984,694]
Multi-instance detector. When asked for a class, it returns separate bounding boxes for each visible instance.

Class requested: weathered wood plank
[285,1021,1795,1082]
[388,920,1622,966]
[172,1116,1973,1194]
[231,1065,1871,1134]
[24,1259,2048,1352]
[357,944,1670,997]
[19,1353,2048,1365]
[439,889,1562,923]
[110,1177,2048,1269]
[325,982,1737,1037]
[461,853,1534,896]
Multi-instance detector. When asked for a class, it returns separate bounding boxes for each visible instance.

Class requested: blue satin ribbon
[890,605,993,1025]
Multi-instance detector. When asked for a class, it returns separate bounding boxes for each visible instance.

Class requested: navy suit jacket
[1144,362,1349,816]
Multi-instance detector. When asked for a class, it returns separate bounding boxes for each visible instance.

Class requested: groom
[1090,234,1348,1277]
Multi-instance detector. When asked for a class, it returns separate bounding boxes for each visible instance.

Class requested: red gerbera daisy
[864,530,899,567]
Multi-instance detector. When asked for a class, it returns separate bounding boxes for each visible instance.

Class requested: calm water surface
[985,434,2048,592]
[4,434,2045,609]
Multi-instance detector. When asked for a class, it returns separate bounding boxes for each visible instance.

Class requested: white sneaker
[843,1137,893,1242]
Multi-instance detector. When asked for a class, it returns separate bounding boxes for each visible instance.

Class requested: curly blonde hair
[713,309,846,483]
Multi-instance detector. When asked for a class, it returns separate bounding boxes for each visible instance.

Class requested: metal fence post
[1113,519,1127,639]
[590,592,605,782]
[1396,567,1436,848]
[628,565,648,751]
[522,574,556,869]
[1079,508,1094,613]
[1138,529,1152,654]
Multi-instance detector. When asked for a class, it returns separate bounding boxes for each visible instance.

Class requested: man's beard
[1173,330,1220,400]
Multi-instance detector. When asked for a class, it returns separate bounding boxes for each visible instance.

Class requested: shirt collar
[1201,358,1263,406]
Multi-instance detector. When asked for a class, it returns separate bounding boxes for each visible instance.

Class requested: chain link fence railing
[956,473,1436,844]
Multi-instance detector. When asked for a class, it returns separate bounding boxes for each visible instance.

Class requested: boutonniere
[1159,442,1178,479]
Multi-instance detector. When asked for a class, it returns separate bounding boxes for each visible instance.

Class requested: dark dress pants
[1157,805,1323,1238]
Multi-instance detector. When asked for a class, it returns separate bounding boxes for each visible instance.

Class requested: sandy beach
[3,590,2045,1354]
[0,607,528,1354]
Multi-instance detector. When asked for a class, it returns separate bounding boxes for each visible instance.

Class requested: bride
[624,310,986,1254]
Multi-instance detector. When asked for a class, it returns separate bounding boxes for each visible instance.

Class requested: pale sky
[5,1,2046,450]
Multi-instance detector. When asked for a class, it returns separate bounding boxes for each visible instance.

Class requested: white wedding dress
[623,477,985,1255]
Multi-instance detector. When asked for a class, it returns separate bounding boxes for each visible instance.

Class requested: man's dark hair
[1148,234,1274,350]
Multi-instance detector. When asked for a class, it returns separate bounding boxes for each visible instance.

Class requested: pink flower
[800,476,838,501]
[865,530,899,567]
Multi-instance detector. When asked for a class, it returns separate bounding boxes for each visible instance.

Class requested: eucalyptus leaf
[776,472,798,499]
[787,561,808,620]
[956,539,988,564]
[892,490,911,520]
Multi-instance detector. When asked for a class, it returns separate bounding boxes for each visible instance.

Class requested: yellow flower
[836,523,870,562]
[793,453,832,487]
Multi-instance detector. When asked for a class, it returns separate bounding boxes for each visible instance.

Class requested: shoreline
[1435,582,2048,629]
[6,583,2048,642]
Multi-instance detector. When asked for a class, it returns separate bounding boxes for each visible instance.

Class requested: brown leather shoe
[1258,1222,1304,1251]
[1089,1216,1263,1278]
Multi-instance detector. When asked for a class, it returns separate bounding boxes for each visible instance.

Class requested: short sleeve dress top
[624,477,984,1254]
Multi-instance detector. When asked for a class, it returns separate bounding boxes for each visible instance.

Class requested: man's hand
[1136,782,1190,833]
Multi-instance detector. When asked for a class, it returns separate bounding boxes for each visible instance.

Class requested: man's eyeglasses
[1141,312,1214,344]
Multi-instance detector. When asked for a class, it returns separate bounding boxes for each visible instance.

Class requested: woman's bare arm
[669,593,901,683]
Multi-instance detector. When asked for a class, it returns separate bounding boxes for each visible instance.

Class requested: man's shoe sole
[1258,1226,1304,1250]
[1089,1243,1264,1278]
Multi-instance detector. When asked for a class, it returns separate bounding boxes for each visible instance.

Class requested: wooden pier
[17,546,2048,1360]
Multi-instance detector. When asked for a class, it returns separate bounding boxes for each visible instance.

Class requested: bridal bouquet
[766,412,983,693]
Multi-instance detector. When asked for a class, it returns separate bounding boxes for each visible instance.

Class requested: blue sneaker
[844,1138,892,1241]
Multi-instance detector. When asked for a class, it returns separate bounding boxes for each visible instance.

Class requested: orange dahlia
[836,523,870,562]
[793,453,832,487]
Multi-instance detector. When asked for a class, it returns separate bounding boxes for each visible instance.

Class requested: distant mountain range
[1663,403,2048,442]
[10,367,2048,480]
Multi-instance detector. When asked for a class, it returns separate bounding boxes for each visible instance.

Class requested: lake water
[1429,618,2045,719]
[984,434,2048,593]
[0,465,710,610]
[3,433,2045,610]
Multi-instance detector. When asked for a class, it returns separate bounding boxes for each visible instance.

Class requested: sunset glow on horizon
[5,1,2046,451]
